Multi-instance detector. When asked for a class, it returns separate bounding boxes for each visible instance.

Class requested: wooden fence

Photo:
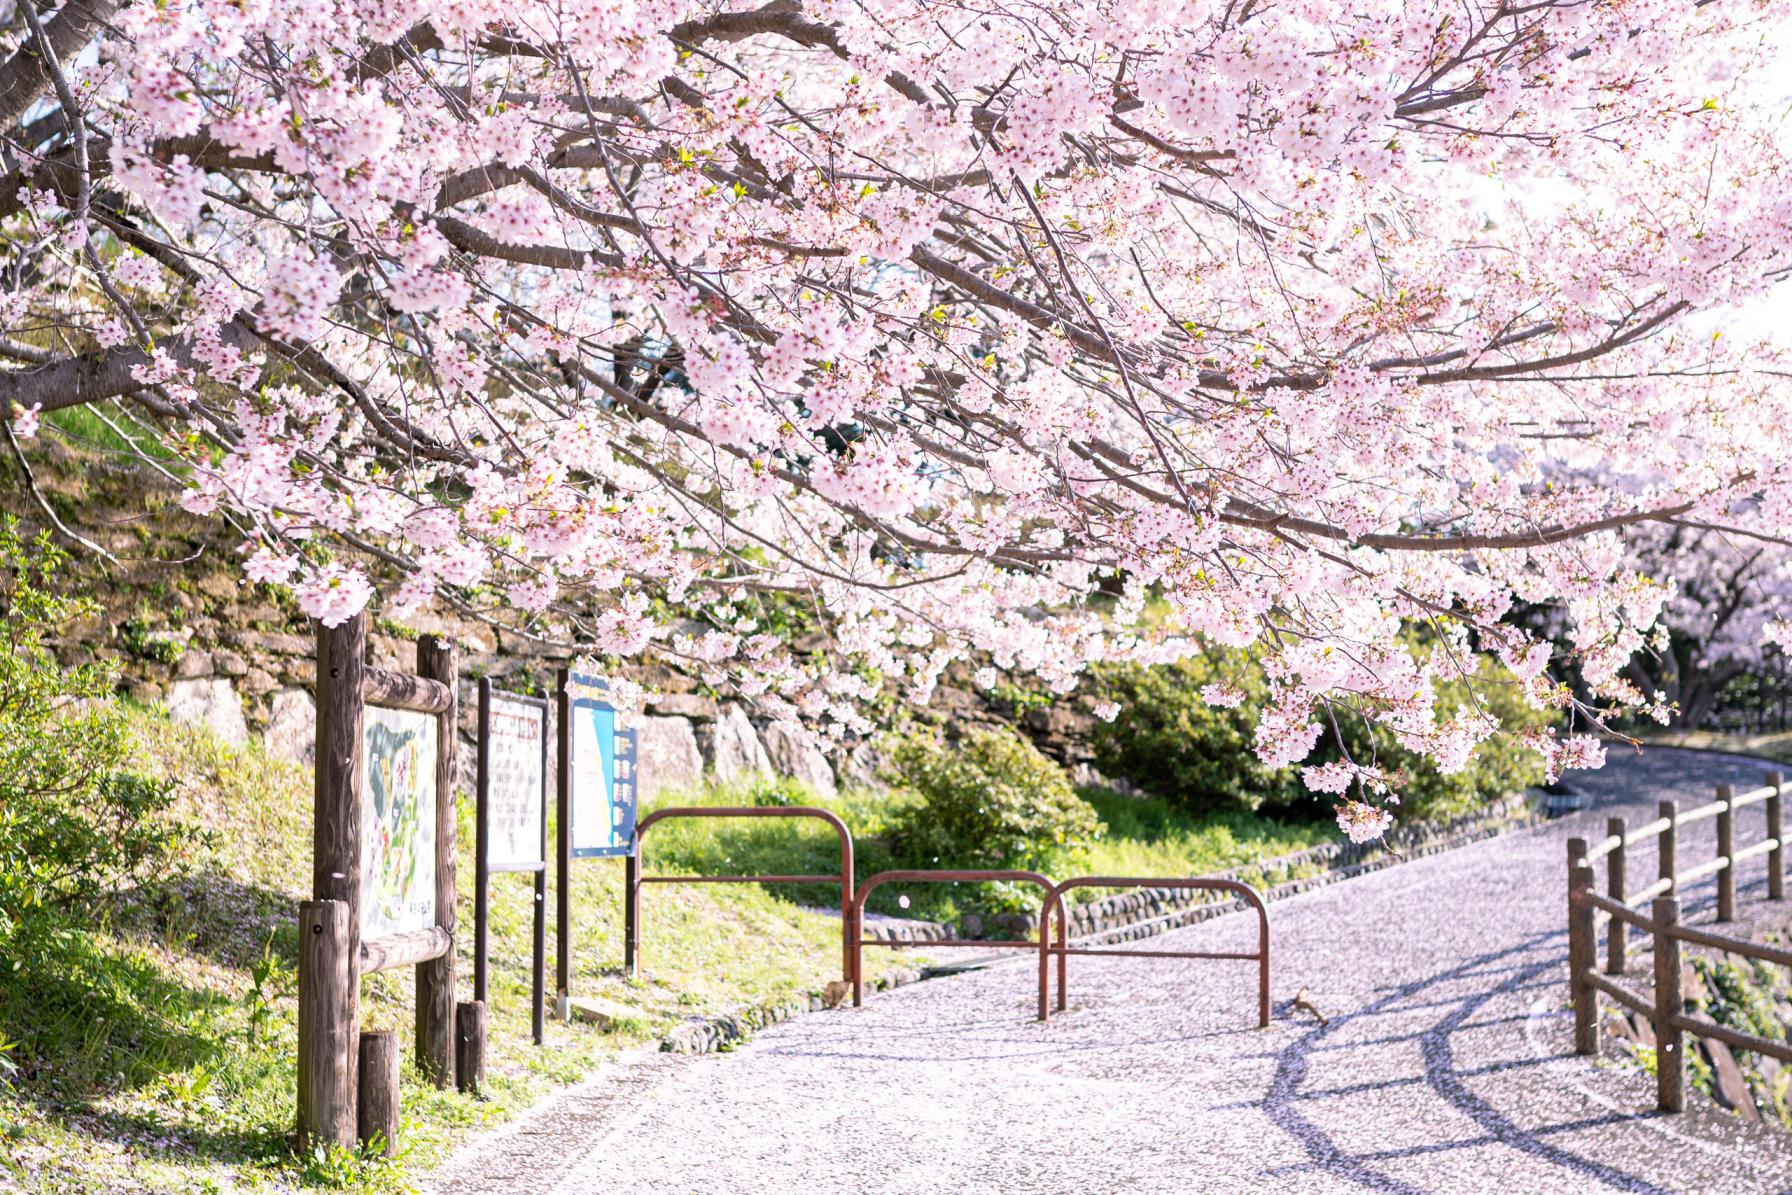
[1567,772,1790,1112]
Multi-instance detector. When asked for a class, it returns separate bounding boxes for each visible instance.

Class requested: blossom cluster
[2,0,1789,843]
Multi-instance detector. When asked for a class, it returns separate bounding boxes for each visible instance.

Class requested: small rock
[760,722,837,798]
[240,667,279,697]
[263,688,316,765]
[840,740,886,789]
[634,716,705,798]
[212,649,249,677]
[1701,1038,1761,1120]
[165,677,250,749]
[653,692,719,720]
[566,995,639,1030]
[174,649,213,679]
[197,573,238,600]
[708,704,772,781]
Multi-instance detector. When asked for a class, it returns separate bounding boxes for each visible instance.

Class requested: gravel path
[428,748,1792,1194]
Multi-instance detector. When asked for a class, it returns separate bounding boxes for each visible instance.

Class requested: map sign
[485,694,546,868]
[362,705,439,939]
[567,673,638,858]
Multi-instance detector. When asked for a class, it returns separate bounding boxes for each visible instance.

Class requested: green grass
[635,777,1333,927]
[0,710,909,1194]
[1635,728,1792,767]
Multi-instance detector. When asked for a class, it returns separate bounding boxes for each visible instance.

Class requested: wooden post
[415,636,458,1086]
[556,667,573,1017]
[1606,816,1627,975]
[1567,838,1598,1055]
[1769,771,1784,901]
[1653,896,1685,1113]
[301,610,368,1150]
[356,1030,400,1157]
[297,899,355,1152]
[1658,799,1677,894]
[1716,783,1735,922]
[455,1000,487,1095]
[475,678,491,1005]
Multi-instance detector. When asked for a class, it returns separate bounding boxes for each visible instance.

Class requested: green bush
[882,726,1101,875]
[1087,650,1552,822]
[1085,654,1288,817]
[0,519,207,936]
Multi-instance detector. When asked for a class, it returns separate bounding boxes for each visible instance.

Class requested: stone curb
[659,967,926,1054]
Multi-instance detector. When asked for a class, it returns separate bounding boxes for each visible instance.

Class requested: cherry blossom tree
[3,0,1791,833]
[1622,523,1792,730]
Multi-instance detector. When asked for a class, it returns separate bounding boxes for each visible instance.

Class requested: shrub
[0,519,206,936]
[1085,654,1291,817]
[882,726,1101,874]
[1087,650,1553,822]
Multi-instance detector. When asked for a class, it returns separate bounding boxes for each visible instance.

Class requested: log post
[356,1030,400,1156]
[297,899,354,1152]
[415,635,458,1086]
[1658,799,1678,894]
[455,1000,487,1095]
[1769,771,1784,901]
[1716,783,1735,923]
[1567,838,1598,1055]
[1653,896,1685,1113]
[301,611,367,1150]
[556,668,573,1016]
[1606,816,1627,975]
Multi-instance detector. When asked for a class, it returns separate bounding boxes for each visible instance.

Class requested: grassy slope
[1634,728,1792,767]
[634,779,1333,926]
[0,709,904,1195]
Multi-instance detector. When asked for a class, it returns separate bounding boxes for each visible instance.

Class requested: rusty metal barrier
[850,870,1066,1007]
[1038,877,1271,1028]
[627,807,854,983]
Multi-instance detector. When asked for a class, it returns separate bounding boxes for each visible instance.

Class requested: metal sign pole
[474,678,491,1004]
[555,667,572,1022]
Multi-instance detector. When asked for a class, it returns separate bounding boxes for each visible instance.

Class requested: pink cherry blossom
[0,0,1787,840]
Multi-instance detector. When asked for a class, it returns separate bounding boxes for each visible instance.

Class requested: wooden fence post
[297,899,354,1152]
[300,611,368,1149]
[455,1000,487,1095]
[1716,783,1735,923]
[1769,771,1784,901]
[1567,837,1598,1055]
[1658,799,1677,894]
[416,635,458,1086]
[356,1030,400,1156]
[1652,896,1685,1113]
[1606,816,1627,975]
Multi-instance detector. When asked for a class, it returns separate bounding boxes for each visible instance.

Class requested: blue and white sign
[567,672,638,857]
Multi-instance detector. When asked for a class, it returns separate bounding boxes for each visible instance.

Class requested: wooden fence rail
[1566,771,1788,1113]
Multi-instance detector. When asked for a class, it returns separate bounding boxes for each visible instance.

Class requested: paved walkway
[428,748,1792,1194]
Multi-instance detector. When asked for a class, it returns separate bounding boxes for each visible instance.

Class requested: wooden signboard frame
[474,678,550,1046]
[297,611,459,1153]
[554,668,640,1019]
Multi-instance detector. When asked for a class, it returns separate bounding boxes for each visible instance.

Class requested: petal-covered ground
[429,748,1792,1194]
